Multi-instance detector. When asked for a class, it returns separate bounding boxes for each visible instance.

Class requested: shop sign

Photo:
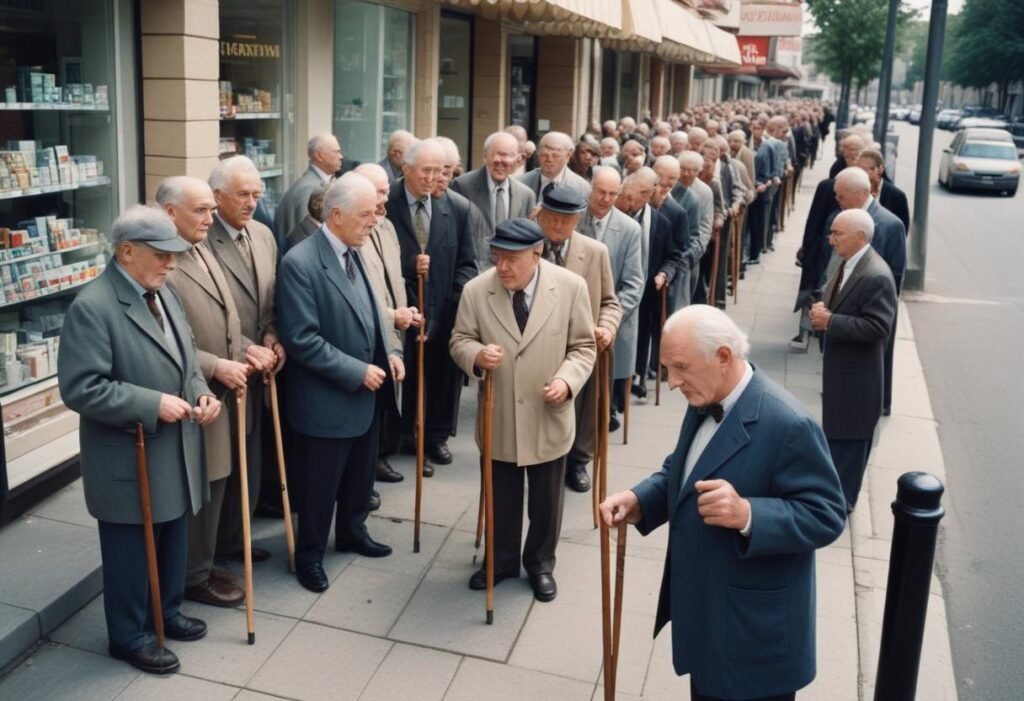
[776,36,802,67]
[739,3,803,37]
[738,36,770,67]
[220,41,281,59]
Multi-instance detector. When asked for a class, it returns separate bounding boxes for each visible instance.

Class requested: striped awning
[704,23,741,65]
[441,0,623,35]
[655,0,715,62]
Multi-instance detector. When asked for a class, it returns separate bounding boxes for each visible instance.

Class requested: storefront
[437,11,474,163]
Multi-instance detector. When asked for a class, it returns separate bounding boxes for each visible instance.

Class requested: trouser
[690,680,796,701]
[492,456,566,576]
[402,332,462,445]
[714,217,732,306]
[611,378,627,415]
[883,307,897,411]
[98,512,187,653]
[636,284,663,379]
[767,184,781,246]
[748,194,770,261]
[217,381,262,555]
[186,477,228,587]
[294,419,379,569]
[568,376,596,468]
[828,436,875,510]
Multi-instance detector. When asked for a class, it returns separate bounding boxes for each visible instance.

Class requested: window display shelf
[0,103,109,112]
[0,277,97,312]
[0,177,112,202]
[0,241,102,268]
[220,112,281,121]
[258,167,283,179]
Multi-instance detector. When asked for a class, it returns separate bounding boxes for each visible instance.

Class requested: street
[892,120,1024,701]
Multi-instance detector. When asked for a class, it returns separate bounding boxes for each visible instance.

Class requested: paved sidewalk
[0,142,957,700]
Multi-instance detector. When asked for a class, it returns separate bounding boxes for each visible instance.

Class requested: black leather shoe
[217,546,271,564]
[565,463,592,493]
[882,406,892,416]
[110,642,179,675]
[630,381,647,400]
[163,614,207,641]
[375,458,404,483]
[530,573,558,602]
[468,567,519,590]
[422,462,434,478]
[608,413,621,432]
[369,491,381,511]
[646,368,658,381]
[297,562,329,592]
[254,503,284,519]
[336,537,392,558]
[426,442,453,465]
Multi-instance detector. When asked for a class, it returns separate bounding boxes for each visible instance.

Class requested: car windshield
[960,143,1018,160]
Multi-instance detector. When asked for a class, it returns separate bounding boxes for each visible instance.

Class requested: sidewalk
[0,143,957,700]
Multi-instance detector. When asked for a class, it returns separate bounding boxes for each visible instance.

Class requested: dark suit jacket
[643,205,683,287]
[285,215,321,254]
[867,198,907,292]
[654,196,691,271]
[879,179,911,234]
[822,247,897,439]
[275,164,326,247]
[796,178,840,303]
[385,181,478,339]
[632,370,846,699]
[277,230,397,439]
[450,167,537,236]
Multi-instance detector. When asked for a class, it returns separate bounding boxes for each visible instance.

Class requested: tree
[944,0,1024,111]
[902,16,958,91]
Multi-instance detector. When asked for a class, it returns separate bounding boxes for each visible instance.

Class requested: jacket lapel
[208,217,257,303]
[426,195,449,254]
[109,269,184,371]
[486,274,523,342]
[833,248,873,311]
[175,246,224,307]
[389,185,418,251]
[316,232,372,339]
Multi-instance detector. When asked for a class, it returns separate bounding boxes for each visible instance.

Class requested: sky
[803,0,966,35]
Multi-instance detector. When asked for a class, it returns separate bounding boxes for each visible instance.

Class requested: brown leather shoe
[185,578,245,608]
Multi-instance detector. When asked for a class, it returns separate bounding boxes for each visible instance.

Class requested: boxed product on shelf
[242,138,277,169]
[0,143,104,193]
[219,137,238,156]
[219,80,233,116]
[232,87,274,113]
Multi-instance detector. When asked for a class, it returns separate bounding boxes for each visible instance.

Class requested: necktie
[696,402,724,423]
[494,184,507,225]
[235,230,254,278]
[827,264,845,310]
[512,290,529,333]
[414,200,428,251]
[344,250,356,281]
[544,241,565,266]
[143,291,165,332]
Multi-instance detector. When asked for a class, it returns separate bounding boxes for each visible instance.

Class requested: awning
[601,0,662,52]
[654,0,715,63]
[704,23,741,65]
[441,0,622,35]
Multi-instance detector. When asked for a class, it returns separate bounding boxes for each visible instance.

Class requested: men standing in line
[380,129,415,184]
[206,155,285,563]
[580,166,644,431]
[536,184,621,493]
[274,134,343,246]
[600,305,845,701]
[676,151,714,302]
[277,173,405,593]
[59,205,222,675]
[747,122,776,266]
[810,209,897,511]
[649,155,692,377]
[284,179,331,254]
[450,218,596,602]
[858,149,910,233]
[386,138,477,466]
[517,131,592,202]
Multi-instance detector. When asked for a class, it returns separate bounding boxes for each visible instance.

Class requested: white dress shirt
[840,243,871,294]
[507,264,540,310]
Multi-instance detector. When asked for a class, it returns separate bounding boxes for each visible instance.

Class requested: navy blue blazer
[867,198,907,293]
[277,229,397,439]
[632,370,846,699]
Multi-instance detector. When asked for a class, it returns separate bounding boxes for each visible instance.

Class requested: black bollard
[874,472,945,701]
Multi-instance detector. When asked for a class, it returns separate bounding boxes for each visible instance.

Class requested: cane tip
[248,632,255,645]
[486,610,493,625]
[414,542,421,554]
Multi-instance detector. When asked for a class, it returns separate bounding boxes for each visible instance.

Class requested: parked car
[938,127,1020,196]
[936,109,963,130]
[1008,117,1024,157]
[908,105,923,124]
[957,117,1010,130]
[890,105,911,121]
[853,108,876,128]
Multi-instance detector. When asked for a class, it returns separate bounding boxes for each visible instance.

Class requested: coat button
[518,398,524,404]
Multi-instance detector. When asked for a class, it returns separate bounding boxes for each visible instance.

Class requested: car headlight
[1007,164,1022,175]
[954,161,971,171]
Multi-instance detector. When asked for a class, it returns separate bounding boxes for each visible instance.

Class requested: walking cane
[731,211,742,305]
[481,370,496,624]
[622,378,630,445]
[708,227,721,305]
[135,424,165,650]
[473,476,485,564]
[591,350,609,529]
[414,273,426,553]
[655,286,667,407]
[598,442,626,699]
[235,386,256,645]
[597,350,611,505]
[267,373,296,574]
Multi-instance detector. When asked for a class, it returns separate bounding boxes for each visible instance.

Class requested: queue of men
[58,97,881,699]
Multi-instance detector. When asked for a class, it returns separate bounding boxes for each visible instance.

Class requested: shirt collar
[487,172,508,193]
[320,223,351,257]
[112,259,152,297]
[215,212,244,241]
[404,187,431,214]
[861,195,874,210]
[310,163,332,182]
[720,362,754,418]
[509,264,541,304]
[844,242,871,272]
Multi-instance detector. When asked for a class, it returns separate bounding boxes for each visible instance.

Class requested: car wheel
[1008,186,1018,197]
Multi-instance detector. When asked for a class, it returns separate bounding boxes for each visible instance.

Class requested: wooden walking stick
[473,475,485,564]
[591,358,601,529]
[656,285,667,407]
[708,227,721,305]
[267,373,296,574]
[591,350,610,528]
[622,378,630,445]
[236,386,256,645]
[414,273,426,553]
[599,464,627,699]
[610,523,628,696]
[135,424,165,650]
[597,351,611,505]
[481,370,496,624]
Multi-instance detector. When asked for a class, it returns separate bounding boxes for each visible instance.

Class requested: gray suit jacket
[451,167,537,270]
[58,266,211,523]
[275,164,327,248]
[379,157,402,185]
[517,167,591,203]
[582,207,644,380]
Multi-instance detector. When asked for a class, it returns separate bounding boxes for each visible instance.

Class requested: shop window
[438,12,473,166]
[509,35,537,138]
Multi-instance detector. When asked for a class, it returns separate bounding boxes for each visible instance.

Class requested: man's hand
[600,490,642,527]
[542,378,570,405]
[213,359,249,391]
[193,395,222,426]
[809,301,831,331]
[695,479,751,530]
[363,364,386,391]
[756,183,768,194]
[475,344,504,371]
[246,344,276,374]
[654,272,668,291]
[389,356,406,382]
[415,253,430,277]
[159,394,194,423]
[263,333,286,373]
[394,306,421,330]
[594,327,614,352]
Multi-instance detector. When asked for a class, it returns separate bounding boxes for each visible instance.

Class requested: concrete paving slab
[233,691,290,701]
[508,601,602,683]
[350,517,449,577]
[443,657,594,701]
[117,673,239,701]
[0,642,136,700]
[358,643,461,701]
[305,564,420,637]
[27,481,95,529]
[49,595,107,655]
[0,603,38,671]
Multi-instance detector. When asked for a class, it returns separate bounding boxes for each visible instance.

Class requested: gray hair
[387,129,415,149]
[307,133,338,159]
[539,131,574,153]
[688,126,709,141]
[654,154,681,174]
[483,131,518,156]
[835,167,871,193]
[663,304,750,360]
[435,135,461,164]
[679,151,704,170]
[623,167,657,189]
[111,204,177,247]
[322,172,376,216]
[209,155,262,192]
[669,131,689,145]
[354,162,388,187]
[600,137,620,153]
[650,136,670,152]
[834,208,876,243]
[155,176,210,207]
[727,129,747,141]
[402,138,445,167]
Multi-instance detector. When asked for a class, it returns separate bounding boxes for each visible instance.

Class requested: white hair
[663,304,750,360]
[600,137,620,153]
[835,167,871,193]
[435,135,461,164]
[669,131,689,145]
[155,176,210,206]
[834,208,876,243]
[688,126,708,142]
[654,154,681,175]
[591,165,622,186]
[322,172,375,216]
[354,162,388,188]
[307,133,337,159]
[387,129,415,149]
[727,129,747,141]
[540,131,574,153]
[484,131,518,155]
[650,136,670,151]
[111,204,177,247]
[679,151,704,170]
[402,138,445,167]
[623,167,657,189]
[209,155,261,192]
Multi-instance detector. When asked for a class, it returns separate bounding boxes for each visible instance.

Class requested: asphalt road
[891,120,1023,701]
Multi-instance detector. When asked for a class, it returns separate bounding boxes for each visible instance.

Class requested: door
[437,12,473,165]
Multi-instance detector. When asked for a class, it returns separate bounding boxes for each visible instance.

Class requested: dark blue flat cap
[540,182,587,214]
[490,218,546,251]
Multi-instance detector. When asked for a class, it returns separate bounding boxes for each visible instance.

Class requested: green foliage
[945,0,1024,100]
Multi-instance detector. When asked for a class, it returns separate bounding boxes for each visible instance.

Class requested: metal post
[904,0,949,291]
[874,472,945,701]
[875,0,900,144]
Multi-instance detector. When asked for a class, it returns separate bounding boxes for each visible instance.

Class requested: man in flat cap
[450,218,596,602]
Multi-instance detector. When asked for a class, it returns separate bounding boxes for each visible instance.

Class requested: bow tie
[696,403,724,423]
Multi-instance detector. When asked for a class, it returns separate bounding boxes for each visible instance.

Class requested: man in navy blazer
[600,305,846,701]
[277,173,405,593]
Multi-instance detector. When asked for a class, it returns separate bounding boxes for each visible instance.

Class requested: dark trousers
[828,437,874,510]
[883,307,897,411]
[568,377,596,467]
[748,194,770,261]
[295,420,379,568]
[690,679,795,701]
[636,284,663,378]
[98,512,187,653]
[186,476,227,587]
[492,456,566,576]
[714,217,732,306]
[402,332,462,445]
[767,184,781,245]
[217,385,262,555]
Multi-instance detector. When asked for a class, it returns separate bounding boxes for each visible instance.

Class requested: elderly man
[159,177,272,611]
[620,139,647,175]
[649,136,671,159]
[676,151,715,301]
[380,129,415,184]
[518,131,591,202]
[450,218,596,601]
[687,126,708,153]
[536,184,621,492]
[278,173,406,592]
[284,179,330,254]
[600,305,846,701]
[206,155,284,564]
[765,117,790,250]
[451,131,537,271]
[59,205,222,674]
[669,131,689,156]
[275,133,343,245]
[386,138,477,466]
[829,132,868,179]
[858,149,910,233]
[747,122,777,266]
[810,209,897,511]
[436,136,490,274]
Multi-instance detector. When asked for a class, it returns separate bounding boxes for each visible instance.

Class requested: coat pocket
[726,586,789,663]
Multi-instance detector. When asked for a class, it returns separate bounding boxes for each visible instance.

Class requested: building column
[293,0,334,177]
[535,35,579,136]
[471,18,509,167]
[673,63,693,112]
[140,0,220,201]
[650,58,665,120]
[413,1,440,139]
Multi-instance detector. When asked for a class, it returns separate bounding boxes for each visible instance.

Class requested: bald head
[386,129,415,169]
[590,166,622,219]
[833,166,871,210]
[156,176,216,244]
